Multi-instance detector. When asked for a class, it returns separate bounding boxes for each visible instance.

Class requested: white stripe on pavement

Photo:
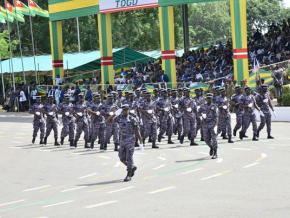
[198,152,209,155]
[60,186,88,192]
[243,162,260,168]
[158,157,166,161]
[114,162,121,167]
[181,168,202,175]
[42,200,74,208]
[152,165,165,170]
[78,173,98,179]
[107,186,135,194]
[85,201,118,208]
[149,187,176,194]
[216,158,223,163]
[0,199,26,207]
[23,185,51,192]
[232,148,253,151]
[201,174,223,180]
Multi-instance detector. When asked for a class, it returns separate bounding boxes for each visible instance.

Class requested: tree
[0,30,19,58]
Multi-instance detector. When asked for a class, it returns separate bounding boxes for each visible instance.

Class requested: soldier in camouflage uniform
[178,87,184,99]
[156,90,174,144]
[194,88,205,141]
[107,104,142,182]
[116,88,124,107]
[29,96,45,144]
[240,87,260,141]
[73,93,90,148]
[179,87,198,146]
[217,87,234,143]
[58,94,75,147]
[231,86,244,137]
[42,95,60,146]
[198,93,218,159]
[88,93,106,150]
[256,84,275,139]
[170,89,183,140]
[134,89,142,103]
[101,94,119,150]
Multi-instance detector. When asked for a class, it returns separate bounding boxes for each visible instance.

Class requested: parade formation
[28,84,276,182]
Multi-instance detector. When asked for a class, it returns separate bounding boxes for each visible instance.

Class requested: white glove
[140,120,143,126]
[96,111,100,116]
[248,103,253,108]
[35,112,40,116]
[263,99,268,103]
[130,110,135,114]
[273,111,277,117]
[65,112,70,116]
[139,143,144,152]
[77,112,83,116]
[164,107,169,112]
[49,112,54,116]
[115,109,122,116]
[223,105,228,110]
[174,104,178,109]
[260,111,264,117]
[148,110,153,114]
[187,108,192,112]
[109,112,114,116]
[202,114,207,119]
[197,106,201,110]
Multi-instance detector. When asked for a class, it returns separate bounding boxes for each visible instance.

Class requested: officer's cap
[117,88,123,92]
[145,91,151,96]
[199,87,204,91]
[141,88,147,91]
[171,89,177,92]
[219,87,226,92]
[178,88,183,91]
[184,87,190,92]
[161,89,167,93]
[245,86,251,91]
[111,91,117,96]
[167,88,172,91]
[78,93,84,97]
[128,92,134,96]
[206,93,214,99]
[195,88,201,92]
[125,91,129,95]
[107,94,114,98]
[121,104,129,109]
[215,87,220,91]
[153,88,159,92]
[262,84,268,88]
[135,89,141,93]
[235,85,241,90]
[64,94,70,99]
[93,93,100,98]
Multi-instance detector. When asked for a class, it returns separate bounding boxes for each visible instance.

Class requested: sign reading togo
[99,0,158,13]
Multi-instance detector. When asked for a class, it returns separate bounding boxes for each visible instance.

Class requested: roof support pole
[159,6,177,88]
[98,13,114,89]
[230,0,249,84]
[49,21,64,85]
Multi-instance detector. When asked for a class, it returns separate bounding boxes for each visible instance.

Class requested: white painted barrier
[254,107,290,122]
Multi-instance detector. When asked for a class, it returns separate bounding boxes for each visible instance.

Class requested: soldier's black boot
[158,134,162,142]
[85,141,90,148]
[69,140,74,147]
[243,132,248,138]
[142,138,145,145]
[180,135,184,144]
[252,133,259,141]
[168,136,174,144]
[188,133,191,140]
[190,139,198,146]
[114,143,119,151]
[200,136,204,141]
[124,170,132,182]
[131,166,137,177]
[177,134,181,140]
[100,143,105,150]
[90,141,95,149]
[98,140,100,144]
[60,137,64,145]
[32,137,35,144]
[135,139,138,147]
[40,139,44,144]
[212,149,218,159]
[267,134,274,139]
[54,138,60,146]
[104,142,107,150]
[228,135,234,143]
[222,133,228,139]
[209,147,213,156]
[148,136,152,143]
[43,137,47,145]
[74,140,78,148]
[257,130,260,138]
[239,131,244,140]
[233,129,237,136]
[152,140,159,149]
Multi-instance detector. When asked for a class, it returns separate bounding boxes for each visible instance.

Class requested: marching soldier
[88,93,106,150]
[73,93,90,148]
[256,84,275,139]
[152,88,159,102]
[101,94,119,150]
[240,87,260,141]
[139,91,158,148]
[198,93,218,159]
[213,87,221,105]
[29,96,45,144]
[134,89,142,103]
[116,88,124,107]
[178,87,184,99]
[58,94,75,147]
[217,87,234,143]
[194,88,205,141]
[107,104,142,182]
[170,89,183,140]
[232,86,244,137]
[179,87,198,146]
[42,95,60,146]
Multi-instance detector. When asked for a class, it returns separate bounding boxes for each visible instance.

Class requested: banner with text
[99,0,158,13]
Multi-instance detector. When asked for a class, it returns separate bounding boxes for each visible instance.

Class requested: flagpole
[14,1,26,84]
[76,17,80,52]
[28,1,38,84]
[0,45,5,99]
[6,19,16,91]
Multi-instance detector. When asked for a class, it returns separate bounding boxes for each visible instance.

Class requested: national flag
[28,0,48,18]
[0,6,9,22]
[252,57,260,74]
[5,1,25,22]
[14,0,34,16]
[0,16,6,23]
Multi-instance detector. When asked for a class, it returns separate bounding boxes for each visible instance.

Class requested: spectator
[74,85,81,102]
[55,86,61,106]
[272,66,284,100]
[86,86,92,102]
[30,86,37,104]
[19,87,27,112]
[52,75,63,86]
[70,86,75,103]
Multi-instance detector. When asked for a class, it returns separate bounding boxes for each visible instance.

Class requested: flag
[0,6,9,22]
[252,57,260,74]
[14,0,34,16]
[28,0,48,18]
[5,1,25,22]
[0,16,6,23]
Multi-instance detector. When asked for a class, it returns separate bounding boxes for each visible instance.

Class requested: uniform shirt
[193,96,205,107]
[73,101,88,121]
[151,96,159,103]
[217,96,230,115]
[88,101,104,123]
[156,97,172,117]
[101,101,118,119]
[231,93,244,115]
[29,103,44,122]
[116,96,124,107]
[178,96,197,119]
[139,99,157,123]
[113,115,139,140]
[243,94,255,114]
[170,96,180,106]
[58,102,74,120]
[213,94,221,105]
[43,103,58,121]
[198,103,218,124]
[255,93,271,114]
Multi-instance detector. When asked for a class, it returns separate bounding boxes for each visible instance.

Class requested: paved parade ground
[0,116,290,218]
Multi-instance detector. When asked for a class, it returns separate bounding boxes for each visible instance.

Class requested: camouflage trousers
[105,123,119,144]
[258,113,271,134]
[203,122,218,149]
[182,115,196,139]
[141,121,157,141]
[242,113,257,134]
[173,117,183,135]
[119,136,135,171]
[159,116,173,137]
[61,119,75,140]
[45,120,58,138]
[32,120,45,139]
[234,114,243,132]
[196,117,204,138]
[75,119,89,141]
[218,114,232,136]
[90,122,105,143]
